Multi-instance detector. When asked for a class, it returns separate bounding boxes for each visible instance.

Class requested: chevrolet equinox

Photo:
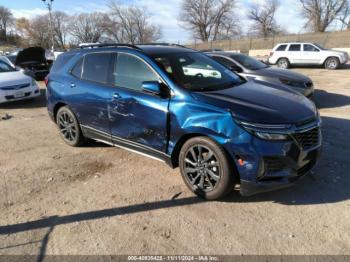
[46,44,322,200]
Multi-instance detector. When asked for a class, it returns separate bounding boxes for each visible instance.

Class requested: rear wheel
[277,58,290,69]
[56,106,84,147]
[179,137,235,200]
[324,57,339,70]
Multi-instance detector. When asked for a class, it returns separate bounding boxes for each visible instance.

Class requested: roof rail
[138,43,189,49]
[79,43,142,50]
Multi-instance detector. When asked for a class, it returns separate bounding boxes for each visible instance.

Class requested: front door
[108,52,170,155]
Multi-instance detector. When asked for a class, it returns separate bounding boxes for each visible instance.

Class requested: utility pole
[42,0,54,52]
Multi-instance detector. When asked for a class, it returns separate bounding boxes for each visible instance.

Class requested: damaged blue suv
[47,44,322,200]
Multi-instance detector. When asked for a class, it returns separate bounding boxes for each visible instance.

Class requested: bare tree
[106,1,162,44]
[52,11,69,49]
[299,0,348,32]
[248,0,280,38]
[0,6,14,42]
[179,0,238,42]
[338,1,350,30]
[68,12,107,44]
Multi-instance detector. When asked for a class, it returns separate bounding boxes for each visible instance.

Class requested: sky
[1,0,335,44]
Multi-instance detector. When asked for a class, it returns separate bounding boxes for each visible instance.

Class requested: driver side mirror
[230,65,243,73]
[142,81,161,95]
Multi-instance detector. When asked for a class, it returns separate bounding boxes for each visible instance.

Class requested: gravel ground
[0,66,350,256]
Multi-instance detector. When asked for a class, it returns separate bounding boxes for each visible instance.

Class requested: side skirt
[81,125,174,167]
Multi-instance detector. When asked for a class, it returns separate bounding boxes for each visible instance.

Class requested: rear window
[276,45,287,51]
[289,44,301,51]
[82,53,113,84]
[50,54,74,73]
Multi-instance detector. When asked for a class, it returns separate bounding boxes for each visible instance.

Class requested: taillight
[44,76,49,87]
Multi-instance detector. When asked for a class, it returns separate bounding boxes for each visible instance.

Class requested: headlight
[254,132,288,140]
[279,78,305,88]
[31,78,37,87]
[237,121,291,140]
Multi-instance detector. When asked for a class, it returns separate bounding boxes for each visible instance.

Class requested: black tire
[56,106,85,147]
[277,58,290,69]
[179,136,235,200]
[324,57,339,70]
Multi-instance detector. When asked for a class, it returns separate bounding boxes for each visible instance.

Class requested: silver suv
[268,42,349,70]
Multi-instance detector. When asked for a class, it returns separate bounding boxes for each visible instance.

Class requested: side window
[51,54,75,73]
[212,56,236,68]
[114,53,159,91]
[71,58,83,78]
[82,53,112,84]
[276,44,287,51]
[289,44,301,51]
[304,44,319,52]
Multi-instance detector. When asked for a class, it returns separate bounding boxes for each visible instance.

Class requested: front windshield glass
[152,52,243,91]
[230,54,268,70]
[0,61,15,73]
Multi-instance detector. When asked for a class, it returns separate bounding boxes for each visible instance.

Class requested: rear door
[108,52,170,154]
[67,52,115,142]
[287,44,302,64]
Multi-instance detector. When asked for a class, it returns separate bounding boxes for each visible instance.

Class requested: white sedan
[0,56,40,104]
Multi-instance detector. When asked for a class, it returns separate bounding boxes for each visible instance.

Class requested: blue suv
[47,44,322,200]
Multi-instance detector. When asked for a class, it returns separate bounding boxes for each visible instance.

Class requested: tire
[179,136,235,200]
[324,57,339,70]
[277,58,290,69]
[56,106,85,147]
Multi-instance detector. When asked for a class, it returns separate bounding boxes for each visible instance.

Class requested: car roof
[66,44,196,57]
[206,51,243,57]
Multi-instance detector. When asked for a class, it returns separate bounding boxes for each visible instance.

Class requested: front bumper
[240,147,321,196]
[226,119,322,196]
[0,86,41,104]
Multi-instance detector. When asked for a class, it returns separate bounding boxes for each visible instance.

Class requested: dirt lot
[1,66,350,256]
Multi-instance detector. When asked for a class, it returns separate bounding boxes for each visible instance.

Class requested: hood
[191,81,317,124]
[0,71,31,88]
[15,47,47,65]
[249,67,310,81]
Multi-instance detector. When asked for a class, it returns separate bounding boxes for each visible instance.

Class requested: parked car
[268,42,349,70]
[0,56,40,104]
[7,47,51,80]
[46,43,322,200]
[206,51,314,97]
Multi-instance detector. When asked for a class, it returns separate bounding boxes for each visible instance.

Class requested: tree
[338,1,350,30]
[52,11,69,49]
[179,0,238,42]
[106,1,162,44]
[248,0,281,38]
[0,6,14,42]
[67,12,107,44]
[299,0,348,32]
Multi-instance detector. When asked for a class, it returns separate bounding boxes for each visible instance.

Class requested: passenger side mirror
[230,65,243,73]
[142,81,161,95]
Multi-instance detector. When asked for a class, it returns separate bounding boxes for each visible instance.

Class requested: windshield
[313,43,326,50]
[0,60,15,73]
[152,52,243,91]
[230,54,268,70]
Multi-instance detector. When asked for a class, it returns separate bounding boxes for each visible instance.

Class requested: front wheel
[56,106,85,147]
[324,57,339,70]
[179,137,235,200]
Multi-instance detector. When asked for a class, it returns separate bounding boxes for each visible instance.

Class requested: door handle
[70,83,76,88]
[112,93,121,99]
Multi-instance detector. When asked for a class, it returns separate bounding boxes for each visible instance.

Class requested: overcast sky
[3,0,341,43]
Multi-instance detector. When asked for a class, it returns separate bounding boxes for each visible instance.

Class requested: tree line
[0,0,350,49]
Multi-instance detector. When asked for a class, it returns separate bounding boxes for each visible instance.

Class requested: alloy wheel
[183,145,220,192]
[58,112,77,142]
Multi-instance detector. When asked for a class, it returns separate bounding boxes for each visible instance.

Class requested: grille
[293,127,320,150]
[0,83,30,91]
